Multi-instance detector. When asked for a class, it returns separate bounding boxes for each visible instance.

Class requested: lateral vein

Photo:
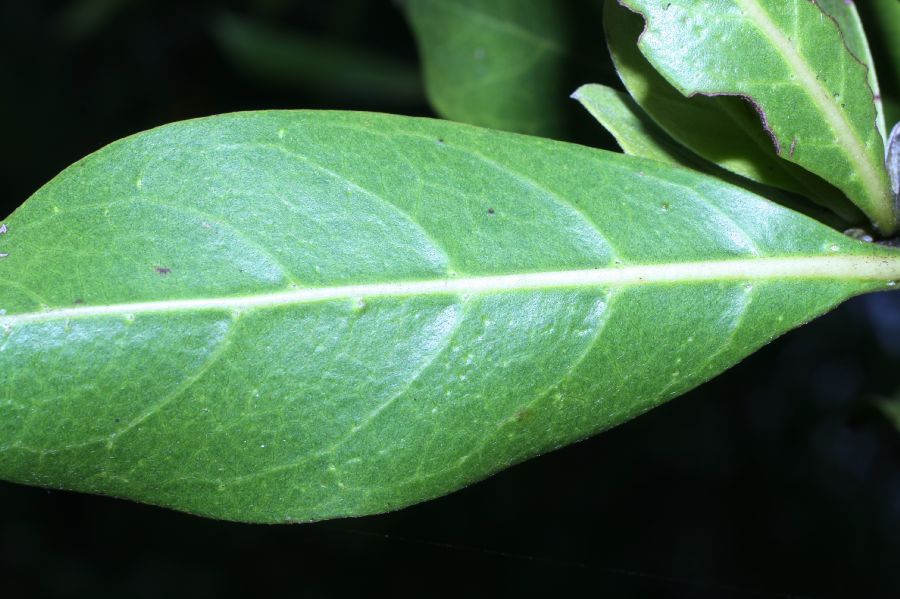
[2,255,899,327]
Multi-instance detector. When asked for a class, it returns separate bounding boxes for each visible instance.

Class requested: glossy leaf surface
[603,1,861,225]
[2,111,900,523]
[617,0,895,233]
[817,0,886,141]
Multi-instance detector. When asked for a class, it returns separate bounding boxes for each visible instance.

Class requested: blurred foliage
[211,12,424,104]
[879,398,900,429]
[402,0,615,140]
[3,1,900,597]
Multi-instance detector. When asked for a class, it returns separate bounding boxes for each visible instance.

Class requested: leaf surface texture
[616,0,895,232]
[1,111,899,522]
[604,1,861,225]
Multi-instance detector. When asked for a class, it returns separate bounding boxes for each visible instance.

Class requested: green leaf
[2,111,900,523]
[572,82,852,229]
[571,83,706,169]
[603,1,862,226]
[401,0,574,136]
[817,0,887,142]
[616,0,895,234]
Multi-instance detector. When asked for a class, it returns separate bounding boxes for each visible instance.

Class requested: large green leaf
[603,1,862,226]
[2,111,900,523]
[616,0,895,234]
[401,0,576,136]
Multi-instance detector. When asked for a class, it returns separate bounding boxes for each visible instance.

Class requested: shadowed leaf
[402,0,575,136]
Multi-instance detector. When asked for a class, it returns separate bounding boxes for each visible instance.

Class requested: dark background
[3,1,900,597]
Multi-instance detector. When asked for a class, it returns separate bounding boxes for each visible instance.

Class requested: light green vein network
[1,110,899,522]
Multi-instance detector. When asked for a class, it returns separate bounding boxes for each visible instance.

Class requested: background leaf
[889,122,900,203]
[2,111,900,522]
[400,0,606,137]
[603,1,862,226]
[877,398,900,431]
[616,0,895,233]
[211,12,424,105]
[858,0,900,127]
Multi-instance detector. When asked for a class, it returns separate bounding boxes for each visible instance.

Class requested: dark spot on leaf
[73,298,84,305]
[487,207,495,215]
[155,266,172,275]
[437,138,445,144]
[514,408,534,422]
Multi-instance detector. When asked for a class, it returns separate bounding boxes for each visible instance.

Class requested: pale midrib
[734,0,888,219]
[2,255,899,327]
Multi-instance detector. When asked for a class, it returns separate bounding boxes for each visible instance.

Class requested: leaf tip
[569,85,589,101]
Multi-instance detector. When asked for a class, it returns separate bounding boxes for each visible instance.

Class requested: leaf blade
[572,83,855,228]
[571,83,703,168]
[617,0,895,233]
[603,1,862,225]
[817,0,886,141]
[1,111,899,522]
